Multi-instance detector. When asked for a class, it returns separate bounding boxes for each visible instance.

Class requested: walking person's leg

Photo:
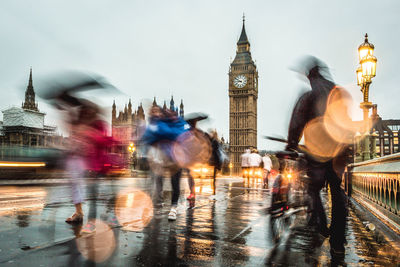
[307,166,329,235]
[82,175,99,233]
[212,167,217,195]
[187,169,195,200]
[169,169,182,220]
[326,162,347,257]
[153,173,164,205]
[66,156,85,223]
[263,170,269,189]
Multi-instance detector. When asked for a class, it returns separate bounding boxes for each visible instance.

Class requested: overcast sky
[0,0,399,150]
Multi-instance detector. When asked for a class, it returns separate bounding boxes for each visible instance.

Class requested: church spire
[112,100,116,122]
[179,99,184,117]
[28,67,33,88]
[237,14,249,46]
[170,95,175,111]
[22,67,38,111]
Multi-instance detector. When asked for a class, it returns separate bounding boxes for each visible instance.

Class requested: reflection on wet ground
[0,177,399,266]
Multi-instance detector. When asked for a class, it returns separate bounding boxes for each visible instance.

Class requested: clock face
[233,75,247,88]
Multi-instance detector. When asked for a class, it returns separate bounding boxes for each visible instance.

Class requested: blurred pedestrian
[262,153,272,189]
[63,100,100,223]
[249,149,262,180]
[64,120,86,223]
[142,106,190,221]
[33,71,117,226]
[80,107,113,233]
[208,130,222,196]
[241,149,251,179]
[183,113,210,201]
[286,56,351,259]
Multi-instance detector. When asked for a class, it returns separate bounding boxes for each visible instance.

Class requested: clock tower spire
[228,17,258,174]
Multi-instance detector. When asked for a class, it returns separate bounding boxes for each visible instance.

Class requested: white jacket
[240,149,251,167]
[262,155,272,171]
[249,152,262,167]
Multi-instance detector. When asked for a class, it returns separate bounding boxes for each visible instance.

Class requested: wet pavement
[0,177,399,266]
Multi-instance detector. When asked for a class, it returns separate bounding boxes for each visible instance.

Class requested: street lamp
[128,142,136,170]
[229,162,233,177]
[128,142,136,153]
[356,33,377,161]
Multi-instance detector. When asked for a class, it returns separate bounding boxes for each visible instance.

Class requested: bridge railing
[345,153,400,229]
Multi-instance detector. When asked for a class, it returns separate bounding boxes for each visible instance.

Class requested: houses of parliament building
[111,96,184,161]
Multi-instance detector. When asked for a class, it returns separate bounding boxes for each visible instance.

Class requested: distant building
[371,106,400,157]
[111,98,146,151]
[111,96,185,168]
[0,68,64,149]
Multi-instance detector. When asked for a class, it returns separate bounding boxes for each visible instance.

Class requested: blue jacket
[142,117,190,145]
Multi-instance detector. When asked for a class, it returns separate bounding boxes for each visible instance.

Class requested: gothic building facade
[111,96,184,162]
[0,68,63,149]
[228,18,259,173]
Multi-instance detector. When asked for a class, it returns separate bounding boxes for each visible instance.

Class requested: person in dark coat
[286,56,351,259]
[208,130,222,196]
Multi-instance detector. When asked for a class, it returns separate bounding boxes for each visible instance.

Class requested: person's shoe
[65,213,83,223]
[330,247,345,264]
[319,227,330,239]
[107,215,120,227]
[330,242,345,261]
[187,193,195,200]
[168,207,177,221]
[81,221,96,234]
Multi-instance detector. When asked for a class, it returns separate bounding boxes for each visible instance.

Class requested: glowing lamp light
[0,161,46,167]
[361,54,377,79]
[128,142,136,152]
[356,66,364,86]
[358,33,374,61]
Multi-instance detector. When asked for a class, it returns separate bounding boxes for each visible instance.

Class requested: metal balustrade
[346,153,400,228]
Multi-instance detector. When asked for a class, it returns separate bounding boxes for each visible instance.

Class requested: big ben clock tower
[229,17,258,174]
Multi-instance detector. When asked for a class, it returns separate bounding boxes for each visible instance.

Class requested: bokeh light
[75,219,116,262]
[115,189,153,231]
[172,131,211,168]
[303,87,363,162]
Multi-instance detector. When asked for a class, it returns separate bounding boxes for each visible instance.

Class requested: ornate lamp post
[356,33,377,161]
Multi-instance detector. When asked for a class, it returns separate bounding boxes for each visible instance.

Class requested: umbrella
[184,112,209,127]
[34,70,118,102]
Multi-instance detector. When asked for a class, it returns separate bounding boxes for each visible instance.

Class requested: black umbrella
[34,70,118,106]
[184,112,209,127]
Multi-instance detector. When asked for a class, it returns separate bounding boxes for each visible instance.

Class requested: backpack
[259,160,264,169]
[217,145,229,165]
